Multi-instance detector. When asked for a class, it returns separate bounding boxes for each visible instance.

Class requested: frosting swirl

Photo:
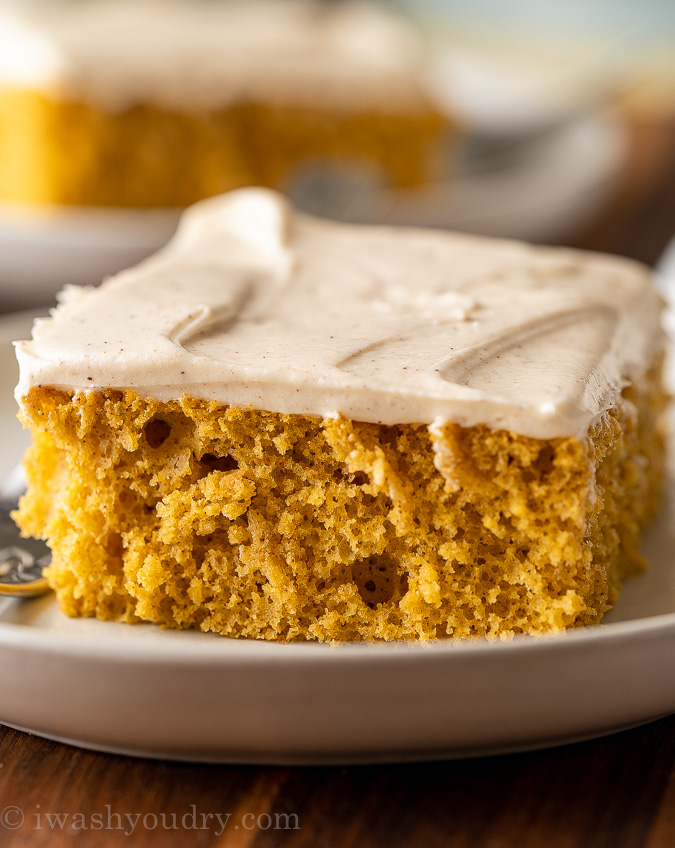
[15,188,663,440]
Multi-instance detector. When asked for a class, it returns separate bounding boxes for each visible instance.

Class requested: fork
[0,464,50,598]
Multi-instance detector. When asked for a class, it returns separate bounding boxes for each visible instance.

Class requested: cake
[13,189,666,641]
[0,0,449,208]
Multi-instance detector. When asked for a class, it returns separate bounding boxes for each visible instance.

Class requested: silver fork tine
[0,465,51,598]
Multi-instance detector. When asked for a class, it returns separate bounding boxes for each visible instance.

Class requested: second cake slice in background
[0,0,449,208]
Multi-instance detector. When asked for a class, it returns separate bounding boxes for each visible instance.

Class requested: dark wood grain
[0,717,674,847]
[647,753,675,848]
[0,113,674,848]
[566,114,675,264]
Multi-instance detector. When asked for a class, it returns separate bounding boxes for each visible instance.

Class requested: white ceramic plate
[0,311,673,763]
[0,111,625,310]
[300,114,625,239]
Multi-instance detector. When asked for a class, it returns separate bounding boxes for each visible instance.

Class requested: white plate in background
[0,311,673,763]
[0,205,180,310]
[308,114,625,239]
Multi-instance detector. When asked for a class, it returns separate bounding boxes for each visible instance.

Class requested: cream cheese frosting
[15,188,663,440]
[0,0,429,113]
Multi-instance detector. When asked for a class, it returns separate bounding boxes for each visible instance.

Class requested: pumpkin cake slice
[13,189,666,641]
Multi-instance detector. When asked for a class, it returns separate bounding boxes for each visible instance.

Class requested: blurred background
[408,0,675,120]
[404,0,675,77]
[0,0,673,310]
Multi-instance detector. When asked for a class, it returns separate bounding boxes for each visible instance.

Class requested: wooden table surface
[0,115,674,848]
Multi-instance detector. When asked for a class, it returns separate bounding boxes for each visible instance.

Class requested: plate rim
[0,603,674,662]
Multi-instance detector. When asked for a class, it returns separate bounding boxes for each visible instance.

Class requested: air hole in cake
[535,444,555,477]
[352,472,368,486]
[200,452,238,473]
[351,554,404,609]
[106,533,124,558]
[117,490,137,508]
[199,532,217,546]
[144,418,171,448]
[105,533,125,576]
[193,609,208,627]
